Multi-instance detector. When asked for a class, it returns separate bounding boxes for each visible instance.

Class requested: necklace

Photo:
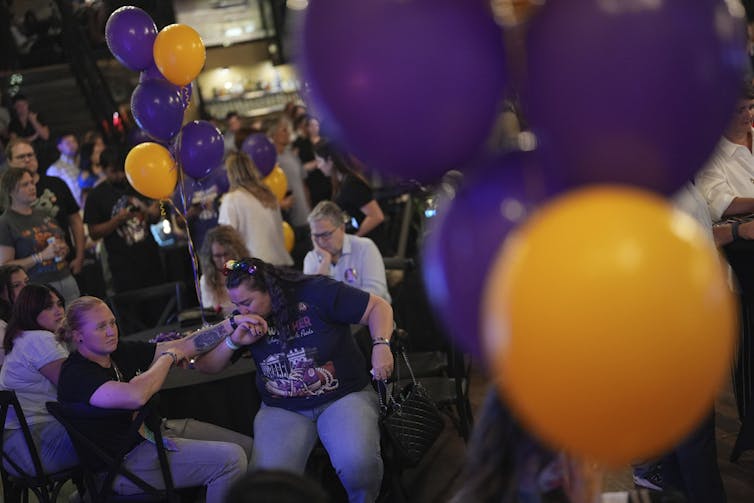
[111,360,123,382]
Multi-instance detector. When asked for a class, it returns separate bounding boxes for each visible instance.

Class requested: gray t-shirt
[0,208,70,283]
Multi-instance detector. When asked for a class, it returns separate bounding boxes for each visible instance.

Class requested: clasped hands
[229,313,268,346]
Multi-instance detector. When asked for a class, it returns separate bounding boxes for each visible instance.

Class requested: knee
[217,443,248,477]
[332,447,383,488]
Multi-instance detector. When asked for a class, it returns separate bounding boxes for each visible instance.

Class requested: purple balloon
[105,6,157,71]
[524,0,747,194]
[241,133,277,176]
[140,65,192,110]
[139,62,165,83]
[300,0,507,182]
[179,121,224,179]
[422,153,557,360]
[127,127,152,147]
[131,79,185,142]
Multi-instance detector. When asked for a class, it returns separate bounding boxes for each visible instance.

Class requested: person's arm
[68,212,86,275]
[0,241,56,269]
[305,245,332,276]
[714,219,754,247]
[38,358,66,386]
[359,293,394,381]
[88,207,130,240]
[355,200,384,237]
[88,351,179,409]
[193,314,269,373]
[722,197,754,217]
[358,240,390,301]
[28,111,49,141]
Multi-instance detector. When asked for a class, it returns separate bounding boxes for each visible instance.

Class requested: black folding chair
[46,398,189,502]
[0,390,81,503]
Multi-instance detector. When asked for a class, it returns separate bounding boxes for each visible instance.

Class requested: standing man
[47,132,82,206]
[268,115,310,229]
[84,147,163,293]
[224,111,242,154]
[303,201,390,303]
[5,139,85,277]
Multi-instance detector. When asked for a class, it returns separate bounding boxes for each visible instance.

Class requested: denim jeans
[46,274,80,305]
[251,385,383,503]
[2,419,78,476]
[114,418,249,503]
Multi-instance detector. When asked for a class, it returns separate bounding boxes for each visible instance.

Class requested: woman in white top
[0,284,76,475]
[218,152,293,266]
[198,225,250,315]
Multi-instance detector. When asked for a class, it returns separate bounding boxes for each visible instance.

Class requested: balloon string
[173,160,207,327]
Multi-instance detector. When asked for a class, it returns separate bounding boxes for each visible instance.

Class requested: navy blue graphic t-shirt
[244,276,370,410]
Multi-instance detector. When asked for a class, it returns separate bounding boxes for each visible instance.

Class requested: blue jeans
[2,419,78,476]
[115,418,249,503]
[46,274,80,305]
[251,386,383,503]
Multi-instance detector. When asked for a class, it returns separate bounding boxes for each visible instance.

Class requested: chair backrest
[0,390,49,482]
[108,281,185,335]
[46,399,179,502]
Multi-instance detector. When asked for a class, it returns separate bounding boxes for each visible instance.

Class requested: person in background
[224,111,242,154]
[172,163,229,251]
[268,115,310,229]
[0,167,79,303]
[218,152,293,266]
[199,225,250,316]
[7,94,49,144]
[57,296,259,503]
[6,139,86,277]
[77,135,107,206]
[293,115,331,207]
[0,284,77,476]
[83,147,163,293]
[314,142,388,255]
[195,257,394,503]
[46,132,82,206]
[0,265,28,366]
[303,201,390,303]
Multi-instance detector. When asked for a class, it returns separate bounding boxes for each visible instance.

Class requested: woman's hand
[371,344,394,381]
[230,314,269,346]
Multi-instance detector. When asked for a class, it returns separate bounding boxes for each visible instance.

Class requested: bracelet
[225,336,241,351]
[32,253,41,265]
[372,338,391,347]
[229,315,239,331]
[732,221,741,241]
[160,351,178,366]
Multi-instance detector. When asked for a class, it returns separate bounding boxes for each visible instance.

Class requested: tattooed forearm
[186,323,231,354]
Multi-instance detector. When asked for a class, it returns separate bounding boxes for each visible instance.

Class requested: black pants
[661,412,725,503]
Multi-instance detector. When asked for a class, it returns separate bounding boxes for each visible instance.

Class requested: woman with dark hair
[218,152,293,266]
[0,284,77,476]
[293,115,331,207]
[196,257,394,503]
[314,142,388,254]
[199,225,250,315]
[0,265,29,366]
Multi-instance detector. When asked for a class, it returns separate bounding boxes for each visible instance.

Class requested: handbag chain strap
[376,345,417,414]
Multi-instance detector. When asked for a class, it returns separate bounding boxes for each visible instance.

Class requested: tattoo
[187,323,231,354]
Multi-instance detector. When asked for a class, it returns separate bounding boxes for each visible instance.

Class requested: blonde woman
[218,152,293,266]
[199,225,250,315]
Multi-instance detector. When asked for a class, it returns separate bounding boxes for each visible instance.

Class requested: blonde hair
[58,296,108,344]
[199,225,250,299]
[225,152,278,209]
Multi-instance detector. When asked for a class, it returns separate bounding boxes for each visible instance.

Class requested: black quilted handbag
[377,348,444,466]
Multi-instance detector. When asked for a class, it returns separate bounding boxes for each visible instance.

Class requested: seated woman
[199,225,250,316]
[0,264,29,365]
[195,257,395,503]
[56,296,263,503]
[0,284,76,475]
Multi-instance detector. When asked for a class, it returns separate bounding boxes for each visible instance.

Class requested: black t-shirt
[336,174,388,254]
[34,175,79,258]
[83,180,162,292]
[294,137,331,206]
[57,341,156,466]
[237,276,370,411]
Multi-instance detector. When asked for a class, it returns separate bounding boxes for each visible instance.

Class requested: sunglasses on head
[223,259,257,277]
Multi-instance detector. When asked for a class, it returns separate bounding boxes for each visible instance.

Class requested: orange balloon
[153,24,206,86]
[482,186,737,467]
[125,142,178,199]
[263,166,288,202]
[282,221,295,252]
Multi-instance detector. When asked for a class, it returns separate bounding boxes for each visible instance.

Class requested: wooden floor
[405,365,754,503]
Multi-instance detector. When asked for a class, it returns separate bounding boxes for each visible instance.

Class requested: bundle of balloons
[104,6,295,296]
[300,0,746,469]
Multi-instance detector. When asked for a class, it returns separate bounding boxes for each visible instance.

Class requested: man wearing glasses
[4,139,85,277]
[303,201,390,303]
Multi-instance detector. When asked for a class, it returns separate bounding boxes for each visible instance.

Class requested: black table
[126,323,260,437]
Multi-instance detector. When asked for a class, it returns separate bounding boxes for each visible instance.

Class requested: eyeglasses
[312,228,338,240]
[13,152,35,160]
[223,259,257,276]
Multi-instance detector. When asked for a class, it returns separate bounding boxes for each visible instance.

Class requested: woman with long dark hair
[314,142,388,254]
[196,257,394,503]
[0,284,77,475]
